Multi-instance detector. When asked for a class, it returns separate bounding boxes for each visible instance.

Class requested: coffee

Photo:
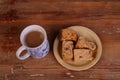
[25,31,44,47]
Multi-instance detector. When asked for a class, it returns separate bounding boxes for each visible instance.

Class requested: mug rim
[20,25,47,49]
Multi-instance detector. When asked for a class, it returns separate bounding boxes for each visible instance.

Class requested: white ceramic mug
[16,25,50,60]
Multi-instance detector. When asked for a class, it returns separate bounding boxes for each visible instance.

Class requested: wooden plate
[53,26,102,71]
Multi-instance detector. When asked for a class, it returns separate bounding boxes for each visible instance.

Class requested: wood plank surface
[0,0,120,80]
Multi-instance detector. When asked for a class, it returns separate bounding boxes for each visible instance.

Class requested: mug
[16,25,50,60]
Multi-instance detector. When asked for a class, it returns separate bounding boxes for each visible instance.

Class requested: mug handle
[16,46,31,60]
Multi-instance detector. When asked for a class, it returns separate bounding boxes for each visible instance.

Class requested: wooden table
[0,0,120,80]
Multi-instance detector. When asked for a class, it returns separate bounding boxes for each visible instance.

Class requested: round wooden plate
[53,26,102,71]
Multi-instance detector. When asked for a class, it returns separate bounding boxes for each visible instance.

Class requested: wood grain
[0,0,120,80]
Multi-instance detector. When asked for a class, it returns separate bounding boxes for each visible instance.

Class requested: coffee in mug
[16,25,50,60]
[25,31,44,48]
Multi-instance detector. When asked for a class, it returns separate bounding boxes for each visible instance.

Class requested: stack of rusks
[59,29,97,63]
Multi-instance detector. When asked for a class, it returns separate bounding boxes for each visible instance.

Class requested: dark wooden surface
[0,0,120,80]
